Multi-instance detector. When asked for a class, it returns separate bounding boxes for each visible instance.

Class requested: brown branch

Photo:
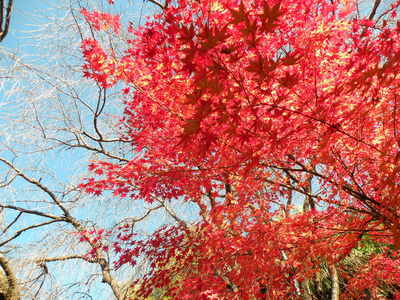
[0,0,13,42]
[48,137,129,162]
[0,157,81,228]
[328,264,340,300]
[368,0,382,20]
[0,220,63,248]
[2,212,22,234]
[37,255,95,264]
[0,204,64,221]
[37,251,123,299]
[117,205,162,228]
[155,198,188,229]
[147,0,166,10]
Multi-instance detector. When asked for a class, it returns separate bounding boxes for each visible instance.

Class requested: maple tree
[79,0,400,298]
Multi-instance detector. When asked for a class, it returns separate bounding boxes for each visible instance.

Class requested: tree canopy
[78,0,400,298]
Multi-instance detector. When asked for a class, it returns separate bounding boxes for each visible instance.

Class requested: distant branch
[0,220,63,248]
[2,212,22,234]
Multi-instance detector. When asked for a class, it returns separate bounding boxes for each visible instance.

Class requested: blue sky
[2,1,42,49]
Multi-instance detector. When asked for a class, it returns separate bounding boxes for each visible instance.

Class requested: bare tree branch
[0,220,63,248]
[146,0,166,10]
[368,0,382,20]
[2,212,22,234]
[37,255,95,264]
[0,0,13,42]
[0,204,64,221]
[156,198,188,229]
[0,157,80,227]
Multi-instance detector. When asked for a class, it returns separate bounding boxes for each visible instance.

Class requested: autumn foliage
[80,0,400,298]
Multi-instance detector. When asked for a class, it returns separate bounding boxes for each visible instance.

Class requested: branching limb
[0,158,75,222]
[48,137,129,162]
[117,205,162,228]
[155,198,188,229]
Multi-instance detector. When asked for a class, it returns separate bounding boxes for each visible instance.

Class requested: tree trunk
[0,255,19,300]
[301,279,313,300]
[328,264,340,300]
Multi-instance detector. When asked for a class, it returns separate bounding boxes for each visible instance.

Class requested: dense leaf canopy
[80,0,400,298]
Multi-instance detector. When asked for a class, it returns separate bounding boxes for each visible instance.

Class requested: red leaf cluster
[81,8,120,34]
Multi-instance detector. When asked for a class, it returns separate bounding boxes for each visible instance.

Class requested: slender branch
[147,0,166,10]
[0,158,76,222]
[93,87,106,149]
[81,130,132,143]
[0,204,64,221]
[155,198,188,229]
[48,137,129,162]
[0,220,63,248]
[117,205,162,227]
[2,212,22,234]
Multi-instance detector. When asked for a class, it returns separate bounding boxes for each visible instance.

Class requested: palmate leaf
[260,2,283,33]
[182,119,200,136]
[228,1,248,25]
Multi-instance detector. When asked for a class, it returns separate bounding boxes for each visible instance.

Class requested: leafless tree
[0,0,180,299]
